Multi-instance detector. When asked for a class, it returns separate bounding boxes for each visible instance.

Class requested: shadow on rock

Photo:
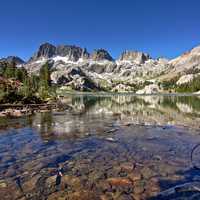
[148,167,200,200]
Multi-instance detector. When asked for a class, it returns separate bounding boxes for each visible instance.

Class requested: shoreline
[58,91,200,97]
[1,92,200,118]
[0,103,58,117]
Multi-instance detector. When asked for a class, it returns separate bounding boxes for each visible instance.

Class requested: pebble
[105,137,117,142]
[133,181,145,194]
[128,171,142,182]
[0,180,7,188]
[120,162,135,173]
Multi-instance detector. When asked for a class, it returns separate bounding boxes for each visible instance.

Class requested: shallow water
[1,95,200,200]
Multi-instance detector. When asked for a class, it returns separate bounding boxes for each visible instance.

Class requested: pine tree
[3,64,16,78]
[38,63,51,99]
[20,77,31,97]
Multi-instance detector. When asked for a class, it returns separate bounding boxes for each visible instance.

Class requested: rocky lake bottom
[1,94,200,200]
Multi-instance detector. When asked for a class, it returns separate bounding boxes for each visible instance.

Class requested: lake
[1,94,200,200]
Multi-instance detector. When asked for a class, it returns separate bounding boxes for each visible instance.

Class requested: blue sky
[0,0,200,61]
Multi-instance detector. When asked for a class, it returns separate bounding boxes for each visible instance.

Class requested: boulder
[136,84,160,94]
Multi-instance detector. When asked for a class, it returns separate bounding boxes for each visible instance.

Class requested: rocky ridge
[0,56,25,65]
[2,43,200,93]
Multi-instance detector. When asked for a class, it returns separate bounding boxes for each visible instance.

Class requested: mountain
[29,43,89,62]
[22,43,172,92]
[0,56,25,65]
[170,45,200,74]
[3,42,200,93]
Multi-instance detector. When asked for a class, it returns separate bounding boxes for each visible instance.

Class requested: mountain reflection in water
[32,95,200,136]
[1,95,200,200]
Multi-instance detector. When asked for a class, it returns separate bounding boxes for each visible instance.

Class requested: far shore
[57,91,200,97]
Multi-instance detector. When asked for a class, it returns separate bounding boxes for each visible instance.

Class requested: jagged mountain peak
[29,43,89,62]
[30,43,56,62]
[55,45,89,61]
[118,50,151,64]
[90,49,114,61]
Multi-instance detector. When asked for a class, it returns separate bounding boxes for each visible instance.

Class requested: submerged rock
[0,180,7,188]
[128,171,142,182]
[120,162,135,173]
[133,181,145,195]
[107,177,132,187]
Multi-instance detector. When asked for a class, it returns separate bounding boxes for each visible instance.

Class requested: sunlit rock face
[90,49,113,61]
[118,51,150,64]
[136,84,160,94]
[176,74,195,85]
[111,84,133,92]
[170,45,200,72]
[176,73,200,85]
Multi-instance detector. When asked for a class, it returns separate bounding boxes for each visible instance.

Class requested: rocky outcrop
[87,62,117,74]
[176,74,195,85]
[66,76,99,91]
[90,49,113,61]
[136,84,160,94]
[51,66,99,91]
[111,84,133,92]
[118,51,150,64]
[59,76,99,92]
